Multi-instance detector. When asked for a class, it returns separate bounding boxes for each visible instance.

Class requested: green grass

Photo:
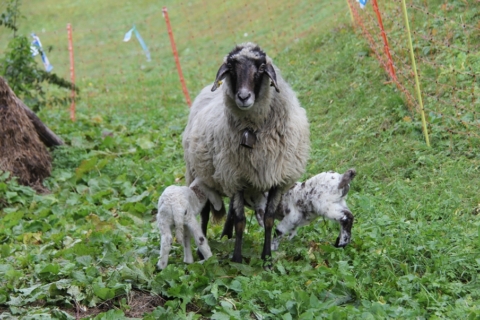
[1,0,480,319]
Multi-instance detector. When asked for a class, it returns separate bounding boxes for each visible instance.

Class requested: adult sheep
[182,42,310,264]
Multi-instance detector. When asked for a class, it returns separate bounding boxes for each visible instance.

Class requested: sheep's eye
[227,63,233,70]
[258,64,266,72]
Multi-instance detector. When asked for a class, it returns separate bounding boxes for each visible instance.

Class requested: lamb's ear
[211,63,229,92]
[338,168,356,190]
[265,63,280,93]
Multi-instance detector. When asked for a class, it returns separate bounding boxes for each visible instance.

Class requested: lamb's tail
[338,168,356,197]
[172,206,185,245]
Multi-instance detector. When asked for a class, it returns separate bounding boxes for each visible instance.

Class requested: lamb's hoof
[334,237,347,248]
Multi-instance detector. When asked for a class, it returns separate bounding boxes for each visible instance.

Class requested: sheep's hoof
[231,254,242,263]
[220,230,233,239]
[262,256,274,270]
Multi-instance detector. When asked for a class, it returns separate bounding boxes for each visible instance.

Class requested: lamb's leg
[232,191,245,263]
[197,201,211,259]
[157,225,173,270]
[262,186,281,266]
[220,197,235,239]
[334,209,354,248]
[271,228,283,251]
[183,225,194,264]
[188,221,212,261]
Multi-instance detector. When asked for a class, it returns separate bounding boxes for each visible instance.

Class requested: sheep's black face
[211,44,279,110]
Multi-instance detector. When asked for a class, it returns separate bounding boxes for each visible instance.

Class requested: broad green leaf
[67,285,85,301]
[228,280,242,293]
[93,285,115,300]
[92,309,128,320]
[39,264,60,275]
[17,284,41,295]
[75,157,98,180]
[76,255,93,267]
[125,190,150,203]
[136,136,155,150]
[0,244,11,257]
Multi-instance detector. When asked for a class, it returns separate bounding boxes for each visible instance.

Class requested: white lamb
[156,178,223,270]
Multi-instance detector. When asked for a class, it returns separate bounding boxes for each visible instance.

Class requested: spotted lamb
[222,169,356,250]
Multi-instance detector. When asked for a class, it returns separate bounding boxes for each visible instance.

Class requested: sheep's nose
[237,91,251,102]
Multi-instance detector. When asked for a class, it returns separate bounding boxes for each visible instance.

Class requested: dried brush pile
[0,77,53,192]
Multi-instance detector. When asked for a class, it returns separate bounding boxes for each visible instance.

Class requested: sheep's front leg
[200,200,210,236]
[197,201,211,259]
[232,191,245,263]
[334,210,354,248]
[262,186,281,265]
[158,225,173,270]
[220,197,235,239]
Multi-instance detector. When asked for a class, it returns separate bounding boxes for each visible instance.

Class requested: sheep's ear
[265,64,280,93]
[211,63,229,92]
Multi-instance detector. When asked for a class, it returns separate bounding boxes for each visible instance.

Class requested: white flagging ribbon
[31,33,53,72]
[124,25,151,61]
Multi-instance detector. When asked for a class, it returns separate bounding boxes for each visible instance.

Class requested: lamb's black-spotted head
[211,42,279,110]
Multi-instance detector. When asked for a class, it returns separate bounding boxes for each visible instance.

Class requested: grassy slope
[1,0,479,319]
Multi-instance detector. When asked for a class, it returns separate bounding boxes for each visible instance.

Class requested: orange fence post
[348,0,415,107]
[371,0,397,81]
[162,7,192,107]
[67,23,76,121]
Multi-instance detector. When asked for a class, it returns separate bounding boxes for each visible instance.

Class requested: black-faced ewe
[182,42,310,265]
[156,178,223,270]
[222,169,356,251]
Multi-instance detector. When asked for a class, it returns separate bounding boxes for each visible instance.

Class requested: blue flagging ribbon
[31,33,53,72]
[357,0,368,9]
[124,25,151,61]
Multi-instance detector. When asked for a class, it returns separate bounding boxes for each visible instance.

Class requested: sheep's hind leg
[220,197,235,239]
[262,186,281,267]
[196,201,211,259]
[232,191,245,263]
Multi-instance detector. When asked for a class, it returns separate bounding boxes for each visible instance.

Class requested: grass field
[1,0,479,319]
